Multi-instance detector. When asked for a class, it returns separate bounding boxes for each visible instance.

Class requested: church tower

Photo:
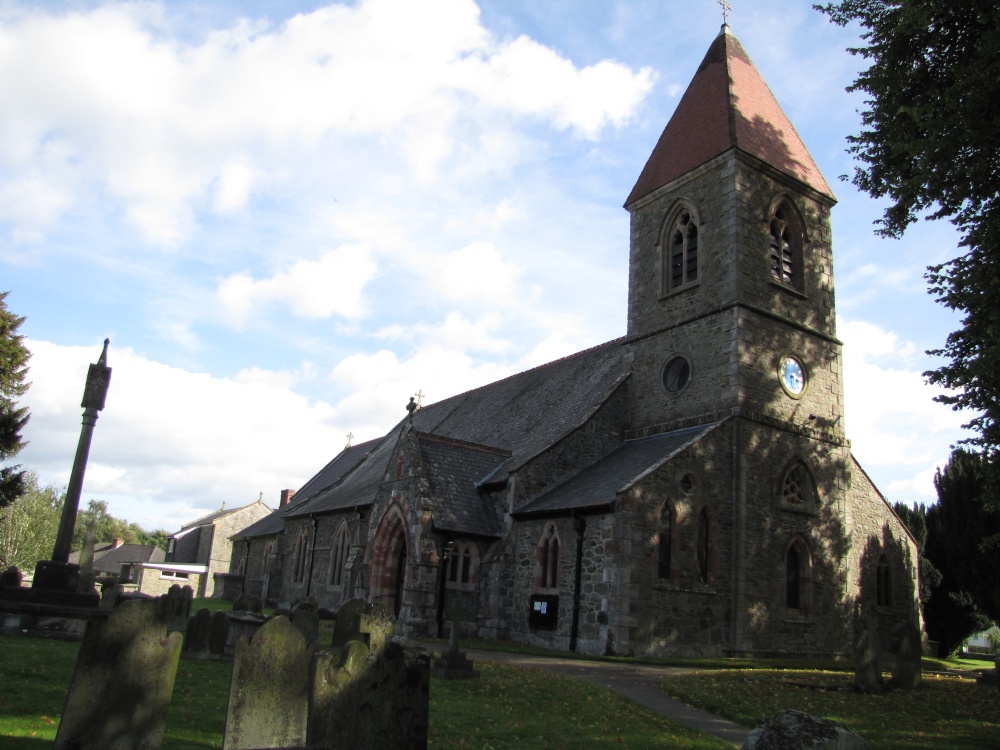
[623,25,843,445]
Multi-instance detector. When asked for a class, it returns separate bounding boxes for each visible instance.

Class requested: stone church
[230,26,919,657]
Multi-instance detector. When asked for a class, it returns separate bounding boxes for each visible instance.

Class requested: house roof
[418,434,509,538]
[284,339,628,529]
[69,542,165,573]
[625,27,833,207]
[175,498,269,535]
[232,438,382,540]
[513,423,720,517]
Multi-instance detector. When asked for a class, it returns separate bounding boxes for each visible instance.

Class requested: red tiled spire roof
[625,27,834,207]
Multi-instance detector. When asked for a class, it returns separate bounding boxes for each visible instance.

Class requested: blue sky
[2,0,969,532]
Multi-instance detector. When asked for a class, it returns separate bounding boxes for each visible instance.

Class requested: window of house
[328,524,349,587]
[292,528,309,584]
[656,501,676,581]
[666,211,699,291]
[159,570,189,580]
[446,542,478,588]
[781,462,817,508]
[785,537,811,612]
[769,202,803,290]
[537,524,561,591]
[876,554,893,607]
[697,508,710,584]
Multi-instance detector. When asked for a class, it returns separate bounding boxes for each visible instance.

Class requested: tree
[928,450,1000,627]
[816,2,1000,464]
[0,472,62,572]
[0,291,30,508]
[894,499,991,656]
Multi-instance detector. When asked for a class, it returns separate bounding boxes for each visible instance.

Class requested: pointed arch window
[786,537,812,611]
[292,527,310,585]
[666,210,699,291]
[328,523,349,587]
[876,554,893,607]
[769,202,804,291]
[656,501,677,582]
[446,541,479,589]
[780,461,817,510]
[536,524,561,592]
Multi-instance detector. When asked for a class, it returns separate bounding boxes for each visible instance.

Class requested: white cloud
[19,339,343,531]
[0,0,653,245]
[425,242,523,306]
[217,245,378,324]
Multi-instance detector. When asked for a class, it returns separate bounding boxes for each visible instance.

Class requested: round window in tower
[662,355,692,396]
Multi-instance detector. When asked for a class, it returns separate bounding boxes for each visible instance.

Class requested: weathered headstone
[209,610,230,658]
[182,608,212,660]
[309,640,430,749]
[223,615,313,749]
[889,620,921,689]
[53,591,186,750]
[291,599,319,648]
[431,598,479,679]
[331,598,369,648]
[0,565,23,590]
[854,605,882,689]
[742,709,872,750]
[232,593,263,614]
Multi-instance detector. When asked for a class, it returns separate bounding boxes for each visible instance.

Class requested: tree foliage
[0,472,61,572]
[816,2,1000,459]
[70,499,169,550]
[0,291,31,508]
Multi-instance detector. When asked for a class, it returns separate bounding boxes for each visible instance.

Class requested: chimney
[113,537,124,549]
[280,489,295,508]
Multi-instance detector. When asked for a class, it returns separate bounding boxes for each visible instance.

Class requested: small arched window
[780,461,817,509]
[328,524,349,587]
[537,524,561,592]
[292,527,310,584]
[876,554,893,607]
[447,542,479,587]
[262,539,275,574]
[769,201,804,290]
[656,501,676,581]
[664,210,699,292]
[785,537,812,611]
[697,508,710,584]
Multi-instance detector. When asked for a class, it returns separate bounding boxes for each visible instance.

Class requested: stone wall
[138,568,203,598]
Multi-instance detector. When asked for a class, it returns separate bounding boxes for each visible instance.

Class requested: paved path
[459,648,751,747]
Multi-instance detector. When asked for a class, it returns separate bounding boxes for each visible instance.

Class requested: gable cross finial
[345,431,354,449]
[718,0,732,26]
[415,389,425,408]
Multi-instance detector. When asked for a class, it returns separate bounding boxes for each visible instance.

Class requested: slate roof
[69,542,164,573]
[283,339,628,528]
[625,27,833,207]
[234,438,382,539]
[513,423,721,517]
[418,434,509,538]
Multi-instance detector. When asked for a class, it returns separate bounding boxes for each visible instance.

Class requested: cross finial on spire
[718,0,732,26]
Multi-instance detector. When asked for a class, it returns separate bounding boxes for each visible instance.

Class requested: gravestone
[0,565,22,590]
[233,593,263,614]
[742,709,872,750]
[331,598,368,648]
[431,598,479,679]
[853,605,882,690]
[209,610,230,658]
[182,607,212,659]
[309,632,429,748]
[53,587,189,750]
[291,599,319,648]
[889,620,921,689]
[223,615,314,749]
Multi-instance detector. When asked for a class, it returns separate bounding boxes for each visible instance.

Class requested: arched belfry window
[536,524,561,592]
[769,200,804,290]
[876,554,893,607]
[780,461,817,510]
[662,207,699,293]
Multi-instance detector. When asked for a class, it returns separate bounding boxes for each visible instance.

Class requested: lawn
[0,635,728,750]
[662,668,1000,750]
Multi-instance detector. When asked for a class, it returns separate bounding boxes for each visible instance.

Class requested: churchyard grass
[661,668,1000,749]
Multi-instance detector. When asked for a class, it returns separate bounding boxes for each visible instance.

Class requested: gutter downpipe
[570,514,586,652]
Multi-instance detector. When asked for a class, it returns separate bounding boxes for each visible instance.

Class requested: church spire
[625,29,833,207]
